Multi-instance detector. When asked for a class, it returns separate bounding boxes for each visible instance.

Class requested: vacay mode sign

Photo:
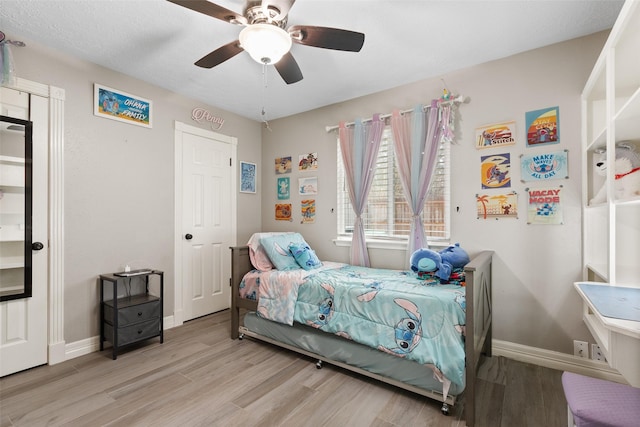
[526,186,563,225]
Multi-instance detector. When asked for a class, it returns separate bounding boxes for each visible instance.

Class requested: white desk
[574,282,640,387]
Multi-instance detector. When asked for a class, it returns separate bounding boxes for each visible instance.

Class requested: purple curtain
[339,114,384,266]
[391,100,451,262]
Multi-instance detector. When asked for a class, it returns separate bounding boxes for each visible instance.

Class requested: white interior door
[180,126,235,321]
[0,88,48,377]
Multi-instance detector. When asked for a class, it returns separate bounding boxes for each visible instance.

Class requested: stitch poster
[526,106,559,146]
[301,199,316,223]
[476,192,518,219]
[275,203,292,221]
[520,150,568,182]
[527,186,563,225]
[475,121,516,149]
[275,156,292,174]
[277,177,290,200]
[298,152,318,171]
[480,153,511,189]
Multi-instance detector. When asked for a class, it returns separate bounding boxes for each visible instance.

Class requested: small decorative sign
[298,152,318,171]
[480,153,511,189]
[277,177,290,200]
[275,156,292,174]
[301,199,316,223]
[240,161,256,193]
[526,186,563,224]
[191,107,225,130]
[275,204,292,221]
[94,84,152,128]
[475,121,516,149]
[299,177,318,195]
[476,192,518,220]
[520,150,568,182]
[526,106,559,147]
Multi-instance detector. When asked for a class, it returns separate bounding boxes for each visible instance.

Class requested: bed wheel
[316,360,323,369]
[440,403,450,415]
[238,333,244,340]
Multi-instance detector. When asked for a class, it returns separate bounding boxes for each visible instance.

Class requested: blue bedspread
[252,264,467,391]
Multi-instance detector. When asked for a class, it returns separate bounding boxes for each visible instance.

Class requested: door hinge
[229,277,232,287]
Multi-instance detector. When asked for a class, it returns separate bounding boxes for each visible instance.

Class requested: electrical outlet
[574,340,588,358]
[591,343,606,362]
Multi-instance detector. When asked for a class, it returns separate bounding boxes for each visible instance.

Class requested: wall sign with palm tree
[476,192,518,220]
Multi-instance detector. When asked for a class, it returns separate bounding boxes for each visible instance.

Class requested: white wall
[260,32,609,355]
[9,39,263,344]
[6,30,608,357]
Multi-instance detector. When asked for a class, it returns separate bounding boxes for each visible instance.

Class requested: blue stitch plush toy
[410,243,470,282]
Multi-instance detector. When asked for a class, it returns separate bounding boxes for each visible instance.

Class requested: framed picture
[275,204,292,221]
[520,150,569,182]
[475,121,516,149]
[298,176,318,195]
[277,177,290,200]
[480,153,511,189]
[526,106,559,147]
[301,199,316,223]
[94,83,152,128]
[298,152,318,171]
[240,161,257,193]
[476,191,518,220]
[275,156,292,174]
[526,186,563,224]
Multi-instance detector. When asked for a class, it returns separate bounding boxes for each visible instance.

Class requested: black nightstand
[99,270,163,359]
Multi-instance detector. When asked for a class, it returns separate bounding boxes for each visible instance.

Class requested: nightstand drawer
[105,318,161,347]
[104,295,160,326]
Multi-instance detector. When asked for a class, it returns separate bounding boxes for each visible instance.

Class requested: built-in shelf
[579,0,640,388]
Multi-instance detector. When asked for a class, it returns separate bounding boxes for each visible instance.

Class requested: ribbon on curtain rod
[325,94,465,133]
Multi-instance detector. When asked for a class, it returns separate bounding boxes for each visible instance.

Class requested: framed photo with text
[94,83,152,128]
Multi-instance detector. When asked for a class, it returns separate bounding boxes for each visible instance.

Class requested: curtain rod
[325,95,465,133]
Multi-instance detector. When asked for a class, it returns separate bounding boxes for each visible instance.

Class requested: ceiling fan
[167,0,365,84]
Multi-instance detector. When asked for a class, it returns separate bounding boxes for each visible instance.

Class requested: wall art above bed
[476,191,518,220]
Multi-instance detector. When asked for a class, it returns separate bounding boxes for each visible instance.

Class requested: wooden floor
[0,310,567,427]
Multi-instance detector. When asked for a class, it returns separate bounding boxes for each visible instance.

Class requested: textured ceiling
[0,0,625,121]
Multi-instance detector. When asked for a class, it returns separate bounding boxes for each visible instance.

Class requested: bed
[229,234,493,427]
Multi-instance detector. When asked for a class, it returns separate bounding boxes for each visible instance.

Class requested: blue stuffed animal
[439,243,470,270]
[410,243,469,282]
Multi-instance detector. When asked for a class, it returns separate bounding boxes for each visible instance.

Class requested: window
[337,127,450,242]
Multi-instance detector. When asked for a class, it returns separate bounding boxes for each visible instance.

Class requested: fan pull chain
[261,63,272,132]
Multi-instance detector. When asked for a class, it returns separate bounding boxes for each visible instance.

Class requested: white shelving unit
[578,0,640,387]
[0,153,26,297]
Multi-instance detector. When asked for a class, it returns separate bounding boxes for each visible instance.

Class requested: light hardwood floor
[0,310,567,427]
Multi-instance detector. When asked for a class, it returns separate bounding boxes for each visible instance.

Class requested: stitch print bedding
[241,263,468,393]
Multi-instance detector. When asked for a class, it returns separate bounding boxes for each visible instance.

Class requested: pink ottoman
[562,372,640,427]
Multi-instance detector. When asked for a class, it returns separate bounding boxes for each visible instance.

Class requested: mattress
[243,311,463,396]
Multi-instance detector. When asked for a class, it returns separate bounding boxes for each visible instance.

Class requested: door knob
[185,234,193,240]
[32,241,44,251]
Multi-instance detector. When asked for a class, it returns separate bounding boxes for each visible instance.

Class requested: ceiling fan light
[239,23,292,64]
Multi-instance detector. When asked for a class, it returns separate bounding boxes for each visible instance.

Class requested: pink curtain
[391,100,451,261]
[339,114,384,267]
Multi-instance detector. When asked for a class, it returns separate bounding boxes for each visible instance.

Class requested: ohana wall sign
[191,107,225,130]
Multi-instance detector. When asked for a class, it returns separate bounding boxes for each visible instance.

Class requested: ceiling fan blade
[167,0,247,25]
[260,0,296,21]
[288,25,365,52]
[195,41,244,68]
[274,52,303,84]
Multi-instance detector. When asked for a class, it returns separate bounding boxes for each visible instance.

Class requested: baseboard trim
[492,339,626,383]
[59,326,627,385]
[62,315,175,361]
